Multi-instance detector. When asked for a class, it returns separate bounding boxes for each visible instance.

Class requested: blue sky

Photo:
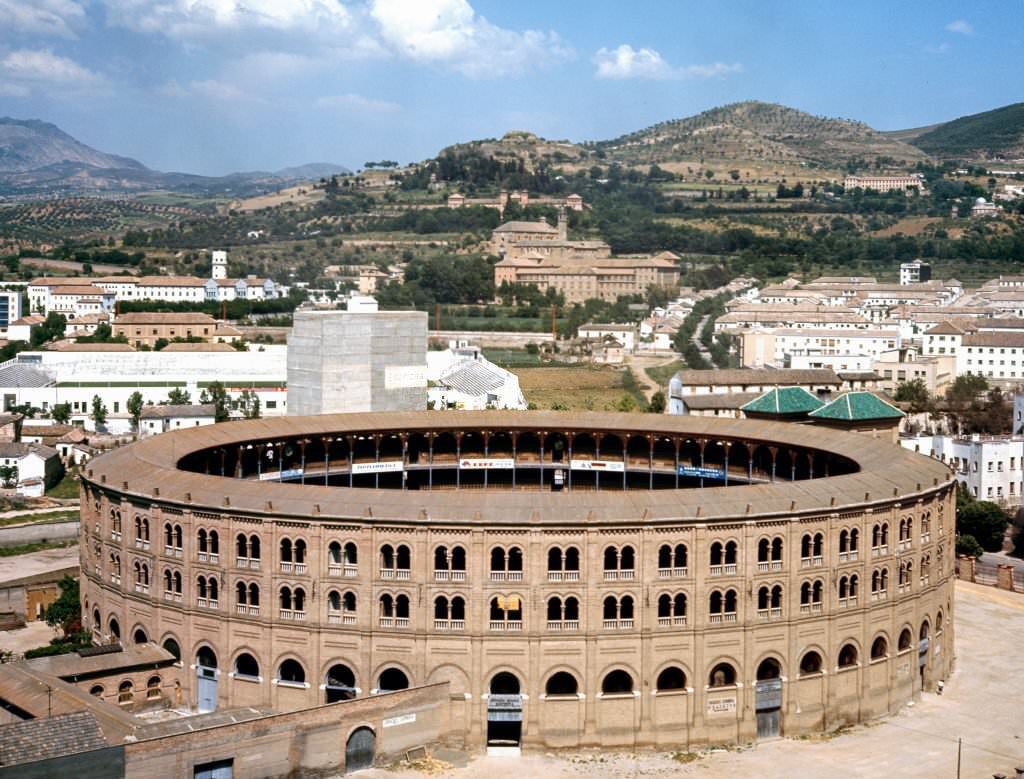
[0,0,1020,175]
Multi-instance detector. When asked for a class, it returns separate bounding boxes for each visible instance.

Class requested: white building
[577,323,638,353]
[426,344,526,411]
[139,404,217,437]
[899,261,932,285]
[0,442,61,497]
[958,331,1024,382]
[901,433,1024,507]
[27,282,115,320]
[0,346,288,434]
[212,250,228,280]
[739,327,900,368]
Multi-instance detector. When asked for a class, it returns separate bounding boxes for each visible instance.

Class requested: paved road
[365,582,1024,779]
[980,551,1024,573]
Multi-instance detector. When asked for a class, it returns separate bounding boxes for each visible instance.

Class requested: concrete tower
[211,250,228,280]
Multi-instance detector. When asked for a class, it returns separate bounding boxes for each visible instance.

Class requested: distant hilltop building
[843,173,925,194]
[446,189,586,214]
[970,197,1002,219]
[491,211,680,303]
[899,261,932,286]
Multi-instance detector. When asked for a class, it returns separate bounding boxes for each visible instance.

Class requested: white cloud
[593,44,742,81]
[102,0,353,38]
[0,0,85,39]
[316,93,401,112]
[369,0,572,77]
[160,77,267,103]
[945,19,974,35]
[0,48,101,92]
[0,82,30,97]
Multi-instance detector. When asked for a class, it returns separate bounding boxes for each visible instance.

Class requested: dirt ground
[362,582,1024,779]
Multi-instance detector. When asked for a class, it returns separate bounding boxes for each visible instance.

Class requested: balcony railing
[546,620,579,631]
[433,619,465,631]
[839,550,859,563]
[280,561,293,573]
[708,613,737,624]
[489,620,522,632]
[657,567,688,578]
[657,615,687,626]
[757,607,782,621]
[134,583,149,594]
[602,618,634,629]
[236,604,260,616]
[135,539,150,551]
[279,609,306,621]
[490,571,523,582]
[547,570,580,582]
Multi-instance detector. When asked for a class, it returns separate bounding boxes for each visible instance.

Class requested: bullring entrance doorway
[196,647,218,713]
[487,673,522,753]
[755,659,782,739]
[345,727,375,773]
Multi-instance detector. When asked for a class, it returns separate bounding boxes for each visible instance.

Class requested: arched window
[234,653,260,679]
[602,595,634,629]
[162,637,181,661]
[657,592,687,626]
[118,680,133,704]
[548,546,581,580]
[489,595,522,629]
[898,627,913,651]
[146,675,161,700]
[248,535,260,562]
[657,543,688,576]
[601,669,634,695]
[293,539,307,565]
[378,667,409,692]
[603,545,635,580]
[90,685,104,698]
[434,545,466,580]
[132,628,148,644]
[708,662,736,688]
[871,636,888,660]
[756,658,781,681]
[838,643,859,668]
[280,538,293,568]
[545,671,579,696]
[277,659,306,685]
[343,542,357,566]
[656,666,687,692]
[799,651,822,676]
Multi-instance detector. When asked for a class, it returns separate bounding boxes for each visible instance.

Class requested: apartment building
[901,433,1024,506]
[958,331,1024,382]
[739,327,899,368]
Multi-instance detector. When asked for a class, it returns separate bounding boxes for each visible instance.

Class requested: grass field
[645,359,685,387]
[46,473,80,499]
[517,365,637,411]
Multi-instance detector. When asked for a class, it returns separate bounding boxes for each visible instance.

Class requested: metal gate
[197,666,218,713]
[755,679,782,739]
[345,727,376,773]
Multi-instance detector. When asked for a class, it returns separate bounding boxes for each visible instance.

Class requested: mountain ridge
[0,118,351,198]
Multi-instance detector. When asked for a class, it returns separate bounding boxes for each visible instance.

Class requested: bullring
[78,410,955,750]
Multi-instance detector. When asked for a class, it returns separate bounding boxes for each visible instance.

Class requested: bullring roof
[82,412,951,527]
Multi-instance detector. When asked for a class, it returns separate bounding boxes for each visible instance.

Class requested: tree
[947,374,989,405]
[90,395,107,428]
[704,169,715,180]
[127,391,144,431]
[43,575,81,637]
[238,390,261,419]
[154,337,169,351]
[615,393,638,412]
[957,500,1010,552]
[647,390,666,414]
[51,403,71,424]
[955,534,984,559]
[200,382,230,422]
[0,465,17,488]
[166,387,191,405]
[894,379,930,412]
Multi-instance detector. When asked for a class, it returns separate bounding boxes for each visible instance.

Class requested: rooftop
[673,368,840,387]
[741,387,825,416]
[809,391,905,422]
[0,711,109,766]
[140,403,217,419]
[81,411,951,526]
[113,312,217,325]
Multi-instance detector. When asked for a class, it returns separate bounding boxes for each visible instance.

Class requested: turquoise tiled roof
[809,391,904,421]
[741,387,824,415]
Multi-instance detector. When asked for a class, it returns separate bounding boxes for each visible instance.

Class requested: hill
[437,130,588,172]
[902,103,1024,161]
[0,118,145,173]
[598,101,928,167]
[0,118,350,198]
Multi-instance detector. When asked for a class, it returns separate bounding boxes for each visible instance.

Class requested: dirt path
[360,582,1024,779]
